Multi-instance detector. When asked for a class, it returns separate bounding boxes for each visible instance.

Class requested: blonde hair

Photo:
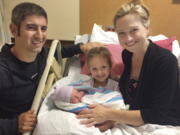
[87,47,112,68]
[113,0,150,27]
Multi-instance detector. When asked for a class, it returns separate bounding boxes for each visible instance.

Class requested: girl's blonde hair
[113,0,150,27]
[87,47,112,68]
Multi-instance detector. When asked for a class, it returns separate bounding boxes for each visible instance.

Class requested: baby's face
[70,88,86,103]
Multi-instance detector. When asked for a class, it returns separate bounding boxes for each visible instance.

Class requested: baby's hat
[52,85,73,103]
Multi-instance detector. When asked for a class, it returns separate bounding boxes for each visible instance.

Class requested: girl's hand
[77,104,110,127]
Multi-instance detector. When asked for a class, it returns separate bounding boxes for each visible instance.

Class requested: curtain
[0,0,10,47]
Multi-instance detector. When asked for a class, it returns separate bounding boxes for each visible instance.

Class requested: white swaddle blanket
[52,78,126,113]
[54,87,126,113]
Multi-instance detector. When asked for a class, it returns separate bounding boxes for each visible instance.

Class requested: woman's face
[115,13,149,52]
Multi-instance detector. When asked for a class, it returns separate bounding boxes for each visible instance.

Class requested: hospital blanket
[53,87,126,113]
[34,109,180,135]
[33,75,180,135]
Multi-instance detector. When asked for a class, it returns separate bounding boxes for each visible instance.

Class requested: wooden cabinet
[80,0,180,42]
[80,0,130,34]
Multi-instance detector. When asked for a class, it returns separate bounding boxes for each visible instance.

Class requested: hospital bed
[23,40,68,135]
[28,24,180,135]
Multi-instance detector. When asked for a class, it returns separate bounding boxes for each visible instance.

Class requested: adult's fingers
[19,120,36,133]
[80,118,97,127]
[78,109,91,115]
[76,113,92,119]
[88,104,98,108]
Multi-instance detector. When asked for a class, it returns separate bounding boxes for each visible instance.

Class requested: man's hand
[18,110,36,133]
[80,42,105,53]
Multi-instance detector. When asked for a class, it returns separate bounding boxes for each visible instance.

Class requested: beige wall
[4,0,79,40]
[80,0,180,42]
[4,0,180,41]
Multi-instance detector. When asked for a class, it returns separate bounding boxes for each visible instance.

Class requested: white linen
[108,124,180,135]
[75,34,90,44]
[148,35,180,59]
[68,56,81,76]
[34,111,180,135]
[33,74,180,135]
[34,32,180,134]
[89,23,119,44]
[33,74,103,135]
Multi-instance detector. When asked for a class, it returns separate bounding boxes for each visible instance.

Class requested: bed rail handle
[23,39,59,135]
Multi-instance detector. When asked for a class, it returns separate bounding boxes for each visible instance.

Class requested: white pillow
[78,24,180,64]
[148,35,180,59]
[74,34,90,44]
[172,40,180,60]
[148,34,168,41]
[90,23,119,44]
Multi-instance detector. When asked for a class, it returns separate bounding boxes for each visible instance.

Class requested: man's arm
[61,43,82,58]
[0,118,19,135]
[61,42,104,58]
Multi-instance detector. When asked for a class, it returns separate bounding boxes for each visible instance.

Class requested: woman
[77,0,180,131]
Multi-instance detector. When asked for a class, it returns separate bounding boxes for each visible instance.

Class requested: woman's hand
[95,120,115,132]
[77,104,110,127]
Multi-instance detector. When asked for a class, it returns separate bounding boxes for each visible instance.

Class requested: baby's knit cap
[52,85,73,103]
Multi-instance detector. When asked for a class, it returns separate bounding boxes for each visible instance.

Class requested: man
[0,2,102,134]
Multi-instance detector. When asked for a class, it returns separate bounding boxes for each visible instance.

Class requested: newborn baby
[53,85,86,103]
[52,85,126,113]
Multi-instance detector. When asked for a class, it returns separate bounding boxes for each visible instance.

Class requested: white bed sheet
[33,74,180,135]
[33,33,180,135]
[33,74,103,135]
[68,56,81,77]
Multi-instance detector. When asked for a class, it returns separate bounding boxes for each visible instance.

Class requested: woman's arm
[77,104,144,127]
[108,109,144,126]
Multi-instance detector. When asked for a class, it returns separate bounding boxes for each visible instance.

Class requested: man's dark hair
[11,2,47,35]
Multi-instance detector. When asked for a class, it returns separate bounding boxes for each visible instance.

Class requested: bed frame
[23,40,67,135]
